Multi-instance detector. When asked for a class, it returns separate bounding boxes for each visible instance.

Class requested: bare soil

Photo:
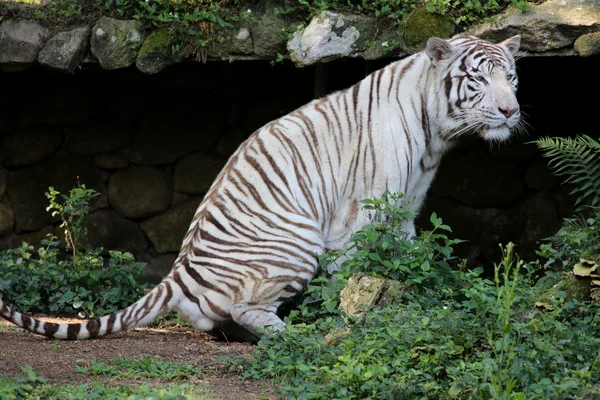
[0,317,275,400]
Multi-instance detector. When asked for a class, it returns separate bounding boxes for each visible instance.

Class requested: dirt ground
[0,317,275,400]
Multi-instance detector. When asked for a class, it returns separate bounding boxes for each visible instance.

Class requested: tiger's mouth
[480,124,512,142]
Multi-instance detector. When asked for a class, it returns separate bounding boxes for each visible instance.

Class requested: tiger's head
[425,34,522,142]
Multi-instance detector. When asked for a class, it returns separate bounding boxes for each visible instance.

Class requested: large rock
[138,251,177,284]
[0,199,14,236]
[468,0,600,54]
[38,26,90,73]
[108,166,172,219]
[401,8,455,52]
[136,28,175,75]
[131,94,225,165]
[54,209,147,254]
[0,19,50,72]
[67,120,134,155]
[287,11,379,67]
[0,130,63,168]
[574,31,600,56]
[252,12,289,57]
[209,26,254,58]
[91,17,143,70]
[140,198,200,253]
[7,157,105,232]
[174,153,227,194]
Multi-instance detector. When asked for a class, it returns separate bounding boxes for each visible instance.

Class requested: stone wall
[0,55,598,282]
[0,61,315,283]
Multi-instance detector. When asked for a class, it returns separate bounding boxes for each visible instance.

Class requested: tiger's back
[0,33,523,340]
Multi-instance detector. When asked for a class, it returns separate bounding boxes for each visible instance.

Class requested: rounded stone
[287,11,380,67]
[140,198,200,253]
[574,32,600,56]
[38,26,91,73]
[68,120,134,155]
[108,166,172,219]
[174,153,227,195]
[90,17,143,70]
[137,252,177,285]
[252,13,288,57]
[136,28,173,75]
[1,130,63,168]
[0,19,51,71]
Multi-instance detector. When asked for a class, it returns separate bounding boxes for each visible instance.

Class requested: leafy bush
[232,194,600,400]
[296,192,462,322]
[0,184,146,318]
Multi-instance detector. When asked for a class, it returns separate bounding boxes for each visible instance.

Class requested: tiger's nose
[499,106,518,118]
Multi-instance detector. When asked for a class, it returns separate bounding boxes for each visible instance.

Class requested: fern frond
[532,135,600,210]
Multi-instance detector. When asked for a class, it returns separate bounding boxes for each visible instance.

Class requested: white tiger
[0,34,522,341]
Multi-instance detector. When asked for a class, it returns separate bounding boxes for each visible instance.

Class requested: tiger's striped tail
[0,280,174,340]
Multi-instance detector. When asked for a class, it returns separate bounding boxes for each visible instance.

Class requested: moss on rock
[136,28,173,74]
[402,8,455,52]
[574,31,600,56]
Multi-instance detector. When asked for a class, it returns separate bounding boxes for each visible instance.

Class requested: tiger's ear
[500,35,521,56]
[425,37,454,65]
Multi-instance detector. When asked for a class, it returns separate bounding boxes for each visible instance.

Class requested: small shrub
[0,184,146,318]
[46,182,99,255]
